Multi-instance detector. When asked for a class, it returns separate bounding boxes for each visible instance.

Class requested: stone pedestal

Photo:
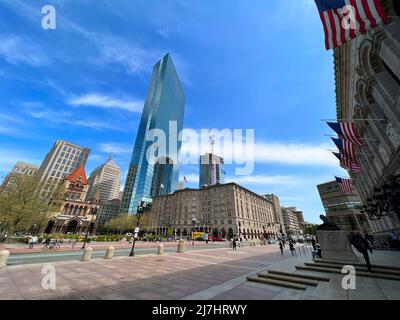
[317,230,359,263]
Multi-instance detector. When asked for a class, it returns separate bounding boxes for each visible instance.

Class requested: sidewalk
[1,245,399,300]
[0,245,286,300]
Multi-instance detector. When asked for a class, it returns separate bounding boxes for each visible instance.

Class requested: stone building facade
[149,183,283,240]
[44,165,99,235]
[333,1,400,244]
[36,140,90,200]
[281,207,304,239]
[0,162,39,192]
[97,199,121,226]
[86,154,120,203]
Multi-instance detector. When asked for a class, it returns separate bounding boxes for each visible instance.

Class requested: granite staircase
[247,269,330,290]
[295,258,400,281]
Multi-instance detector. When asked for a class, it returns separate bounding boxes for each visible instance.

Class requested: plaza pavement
[1,244,399,300]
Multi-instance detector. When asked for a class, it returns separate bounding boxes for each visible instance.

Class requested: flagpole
[321,119,386,122]
[323,134,379,142]
[332,174,361,181]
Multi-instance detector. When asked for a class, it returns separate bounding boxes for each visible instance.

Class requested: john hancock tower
[120,53,185,214]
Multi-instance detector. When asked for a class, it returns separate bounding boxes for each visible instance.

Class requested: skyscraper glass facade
[120,53,185,214]
[199,153,225,188]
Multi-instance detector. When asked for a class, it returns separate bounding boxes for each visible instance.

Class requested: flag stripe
[316,0,387,50]
[328,10,339,48]
[362,0,377,27]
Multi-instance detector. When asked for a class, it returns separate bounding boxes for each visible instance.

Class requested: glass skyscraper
[120,53,185,214]
[199,153,225,188]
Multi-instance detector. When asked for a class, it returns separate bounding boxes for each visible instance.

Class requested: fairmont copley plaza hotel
[149,184,284,240]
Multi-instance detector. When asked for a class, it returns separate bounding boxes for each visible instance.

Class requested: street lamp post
[360,174,400,221]
[130,201,147,257]
[82,206,97,250]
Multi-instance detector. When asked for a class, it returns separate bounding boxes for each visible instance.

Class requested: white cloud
[252,141,336,167]
[68,93,144,113]
[0,148,41,176]
[181,130,337,167]
[99,143,133,155]
[0,35,49,66]
[22,102,130,132]
[226,175,302,186]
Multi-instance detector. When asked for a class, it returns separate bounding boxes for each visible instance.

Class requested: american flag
[332,138,357,162]
[335,177,353,194]
[332,152,362,173]
[327,122,364,145]
[315,0,388,50]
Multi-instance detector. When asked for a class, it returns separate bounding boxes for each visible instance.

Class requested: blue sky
[0,0,347,223]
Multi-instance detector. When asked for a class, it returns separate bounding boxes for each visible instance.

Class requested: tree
[167,227,174,237]
[304,223,319,236]
[104,213,135,235]
[0,175,49,242]
[102,209,156,236]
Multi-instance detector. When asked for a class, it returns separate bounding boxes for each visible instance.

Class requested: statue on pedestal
[316,215,359,262]
[317,215,341,231]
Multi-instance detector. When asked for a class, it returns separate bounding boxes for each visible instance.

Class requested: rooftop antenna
[209,135,215,155]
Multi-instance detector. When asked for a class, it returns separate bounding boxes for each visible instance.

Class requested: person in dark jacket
[350,231,373,272]
[279,241,284,255]
[289,241,295,256]
[232,238,237,251]
[311,237,317,251]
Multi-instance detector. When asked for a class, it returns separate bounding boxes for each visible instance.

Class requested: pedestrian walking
[350,231,373,272]
[311,237,317,251]
[289,241,295,256]
[28,235,34,249]
[279,241,284,255]
[232,238,237,251]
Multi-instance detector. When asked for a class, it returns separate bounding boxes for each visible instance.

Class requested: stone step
[296,265,400,281]
[267,270,330,282]
[247,276,307,290]
[305,262,400,276]
[257,272,319,286]
[313,258,400,272]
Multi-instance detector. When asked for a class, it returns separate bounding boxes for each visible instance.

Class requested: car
[267,239,276,245]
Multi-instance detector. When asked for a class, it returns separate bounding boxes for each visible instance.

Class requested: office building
[317,180,370,235]
[281,207,303,239]
[199,153,225,188]
[0,162,39,192]
[97,199,122,226]
[86,154,120,203]
[36,140,90,199]
[121,53,185,214]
